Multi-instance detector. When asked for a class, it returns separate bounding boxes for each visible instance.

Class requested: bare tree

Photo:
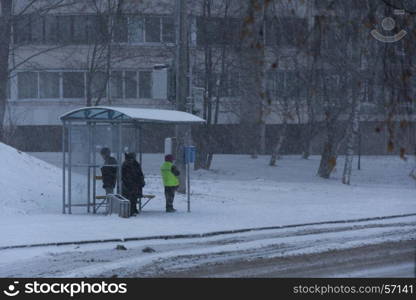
[0,0,73,141]
[342,1,372,185]
[193,0,239,170]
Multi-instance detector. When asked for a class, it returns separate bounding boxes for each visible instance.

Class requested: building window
[139,71,152,98]
[44,15,59,44]
[162,17,175,43]
[18,72,38,99]
[73,15,88,44]
[111,71,123,98]
[90,71,108,98]
[125,71,138,98]
[128,16,144,43]
[58,16,73,44]
[39,72,59,98]
[114,15,128,43]
[127,15,174,44]
[196,17,241,46]
[14,15,31,44]
[145,17,161,43]
[197,17,222,46]
[31,15,44,43]
[63,72,85,98]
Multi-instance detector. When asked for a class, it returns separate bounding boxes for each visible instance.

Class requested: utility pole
[175,0,190,193]
[175,0,188,112]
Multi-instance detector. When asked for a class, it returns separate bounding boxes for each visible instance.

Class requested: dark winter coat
[121,156,145,199]
[101,156,118,189]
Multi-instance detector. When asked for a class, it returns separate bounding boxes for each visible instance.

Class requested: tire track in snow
[1,212,415,251]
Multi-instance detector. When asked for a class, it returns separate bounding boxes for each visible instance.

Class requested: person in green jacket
[161,154,180,212]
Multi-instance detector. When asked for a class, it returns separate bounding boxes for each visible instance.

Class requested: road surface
[0,216,414,277]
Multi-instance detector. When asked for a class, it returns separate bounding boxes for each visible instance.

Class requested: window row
[196,16,308,47]
[14,14,175,45]
[13,13,308,47]
[114,15,175,44]
[196,17,242,46]
[16,70,152,100]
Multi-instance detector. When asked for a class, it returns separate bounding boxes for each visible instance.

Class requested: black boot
[166,205,176,213]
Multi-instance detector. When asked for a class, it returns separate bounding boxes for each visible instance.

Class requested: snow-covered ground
[0,143,415,249]
[0,144,61,216]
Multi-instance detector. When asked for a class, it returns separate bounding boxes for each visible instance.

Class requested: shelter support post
[187,162,190,212]
[87,123,91,213]
[139,125,142,165]
[358,129,362,170]
[68,122,72,214]
[62,123,66,214]
[117,123,122,195]
[92,123,97,214]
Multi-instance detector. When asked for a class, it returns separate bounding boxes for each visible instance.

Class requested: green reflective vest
[161,161,179,187]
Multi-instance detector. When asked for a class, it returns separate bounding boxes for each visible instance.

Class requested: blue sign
[184,146,196,164]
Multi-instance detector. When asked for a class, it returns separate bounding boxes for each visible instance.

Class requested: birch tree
[266,0,309,165]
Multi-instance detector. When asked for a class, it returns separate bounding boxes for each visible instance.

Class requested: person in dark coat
[100,148,117,194]
[122,152,145,216]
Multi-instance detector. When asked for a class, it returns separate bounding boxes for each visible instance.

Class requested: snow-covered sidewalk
[0,148,415,248]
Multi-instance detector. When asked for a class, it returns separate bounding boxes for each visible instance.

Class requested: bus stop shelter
[60,106,205,214]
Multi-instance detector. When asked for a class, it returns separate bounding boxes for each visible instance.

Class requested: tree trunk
[0,0,13,141]
[194,125,209,170]
[259,122,266,155]
[342,96,361,185]
[301,138,312,159]
[269,130,286,166]
[318,139,337,179]
[239,0,266,158]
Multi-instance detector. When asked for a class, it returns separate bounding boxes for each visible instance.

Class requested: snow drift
[0,142,61,215]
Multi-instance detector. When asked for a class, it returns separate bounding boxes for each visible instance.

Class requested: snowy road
[150,240,415,278]
[1,216,414,277]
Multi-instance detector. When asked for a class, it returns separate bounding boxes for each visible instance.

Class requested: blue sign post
[184,146,196,212]
[184,146,196,164]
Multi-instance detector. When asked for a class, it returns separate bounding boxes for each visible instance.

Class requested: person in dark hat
[160,154,180,212]
[122,152,145,216]
[100,147,117,195]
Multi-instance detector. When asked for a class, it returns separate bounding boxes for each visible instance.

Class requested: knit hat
[165,154,174,162]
